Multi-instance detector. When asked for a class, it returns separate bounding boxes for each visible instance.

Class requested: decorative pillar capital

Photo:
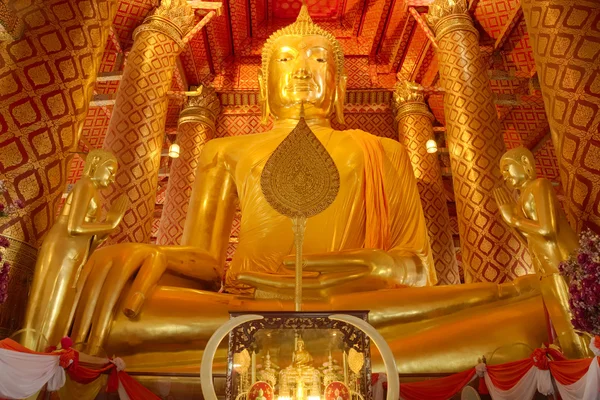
[426,0,478,39]
[178,86,221,134]
[392,80,434,122]
[134,0,195,46]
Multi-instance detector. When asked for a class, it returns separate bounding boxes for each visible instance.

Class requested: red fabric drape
[399,368,476,400]
[67,359,114,385]
[486,359,533,390]
[549,358,594,385]
[118,371,161,399]
[0,338,48,355]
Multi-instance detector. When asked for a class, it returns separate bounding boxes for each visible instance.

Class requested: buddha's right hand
[72,243,221,344]
[71,243,169,345]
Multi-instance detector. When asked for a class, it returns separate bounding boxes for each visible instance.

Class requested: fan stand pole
[291,215,307,312]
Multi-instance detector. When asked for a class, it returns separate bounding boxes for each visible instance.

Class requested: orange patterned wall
[0,0,117,247]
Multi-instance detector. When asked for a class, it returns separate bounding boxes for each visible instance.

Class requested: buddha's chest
[233,133,365,194]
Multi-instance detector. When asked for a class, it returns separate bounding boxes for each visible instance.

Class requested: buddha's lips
[285,82,318,92]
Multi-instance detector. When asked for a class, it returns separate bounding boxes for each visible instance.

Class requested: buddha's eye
[277,57,292,62]
[315,58,326,63]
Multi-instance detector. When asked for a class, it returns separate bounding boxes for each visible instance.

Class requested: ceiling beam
[90,94,116,107]
[96,71,123,82]
[408,7,438,50]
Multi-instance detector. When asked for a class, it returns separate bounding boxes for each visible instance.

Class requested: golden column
[0,0,117,338]
[426,0,533,283]
[521,0,600,233]
[156,87,220,245]
[102,0,194,244]
[392,80,460,285]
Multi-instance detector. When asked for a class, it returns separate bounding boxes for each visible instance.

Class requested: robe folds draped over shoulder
[224,125,436,293]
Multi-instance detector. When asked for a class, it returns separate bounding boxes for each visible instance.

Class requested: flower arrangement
[0,180,24,304]
[559,230,600,335]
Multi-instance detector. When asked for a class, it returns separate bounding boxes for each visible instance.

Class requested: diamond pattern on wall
[474,0,520,41]
[501,104,547,149]
[0,0,117,247]
[522,0,600,233]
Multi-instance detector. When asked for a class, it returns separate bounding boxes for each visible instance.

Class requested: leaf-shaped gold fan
[261,116,339,218]
[260,113,340,310]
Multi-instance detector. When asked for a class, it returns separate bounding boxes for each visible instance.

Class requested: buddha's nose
[293,64,311,80]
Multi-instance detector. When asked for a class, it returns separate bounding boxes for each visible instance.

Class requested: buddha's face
[297,340,305,350]
[500,157,530,189]
[94,160,118,187]
[265,34,338,120]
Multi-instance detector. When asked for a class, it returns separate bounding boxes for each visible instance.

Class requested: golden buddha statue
[22,149,127,350]
[292,337,313,368]
[494,147,590,357]
[36,6,574,374]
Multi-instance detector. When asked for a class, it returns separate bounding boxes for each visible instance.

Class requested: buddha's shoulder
[334,129,405,151]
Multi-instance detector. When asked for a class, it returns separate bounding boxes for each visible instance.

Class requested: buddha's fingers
[493,187,509,206]
[87,256,148,353]
[123,250,168,318]
[71,258,114,344]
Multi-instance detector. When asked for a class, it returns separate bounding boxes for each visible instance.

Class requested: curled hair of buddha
[83,149,117,177]
[501,147,536,177]
[261,5,345,84]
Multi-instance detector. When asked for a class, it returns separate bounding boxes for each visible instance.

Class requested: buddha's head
[83,149,118,188]
[259,5,346,125]
[500,147,537,189]
[297,337,305,351]
[258,389,264,396]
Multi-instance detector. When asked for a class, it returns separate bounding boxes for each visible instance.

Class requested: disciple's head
[499,147,537,189]
[84,149,118,188]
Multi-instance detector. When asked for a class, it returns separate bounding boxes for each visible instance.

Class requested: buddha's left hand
[237,249,409,294]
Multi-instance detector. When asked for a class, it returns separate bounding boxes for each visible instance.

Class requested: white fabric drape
[0,348,64,399]
[373,373,387,400]
[554,358,600,400]
[483,366,538,400]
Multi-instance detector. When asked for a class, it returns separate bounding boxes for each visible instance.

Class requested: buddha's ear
[521,154,535,177]
[258,68,270,125]
[334,74,347,125]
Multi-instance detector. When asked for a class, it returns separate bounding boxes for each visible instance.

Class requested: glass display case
[226,311,372,400]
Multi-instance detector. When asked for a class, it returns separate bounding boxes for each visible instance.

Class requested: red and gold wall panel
[522,0,600,233]
[0,0,117,247]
